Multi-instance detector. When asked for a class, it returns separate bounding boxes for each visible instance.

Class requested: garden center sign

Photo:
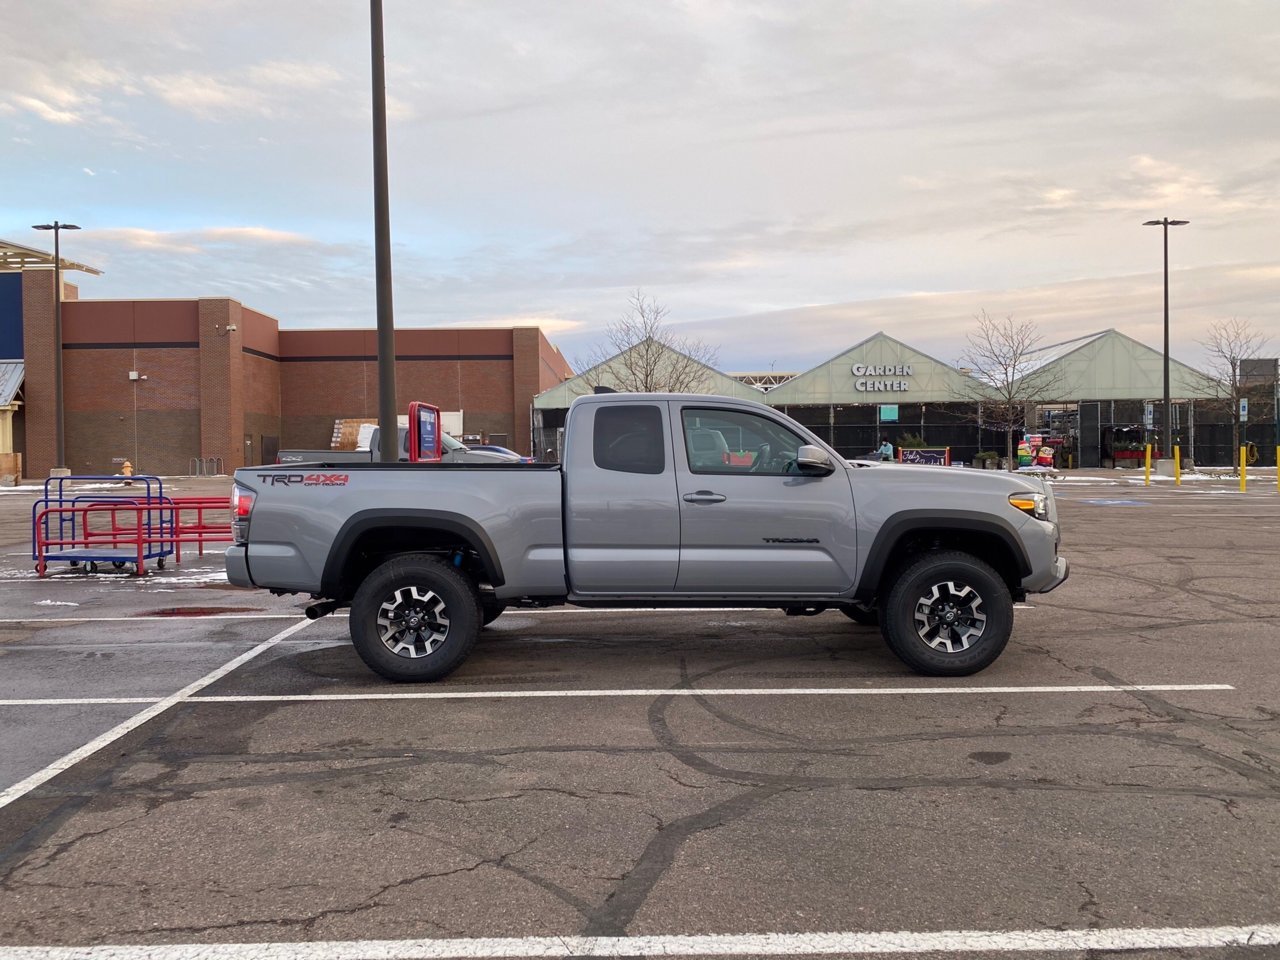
[851,363,913,392]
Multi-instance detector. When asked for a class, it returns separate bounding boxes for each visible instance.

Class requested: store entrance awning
[0,361,22,406]
[0,239,102,275]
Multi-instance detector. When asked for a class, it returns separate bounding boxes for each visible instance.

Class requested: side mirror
[796,444,835,475]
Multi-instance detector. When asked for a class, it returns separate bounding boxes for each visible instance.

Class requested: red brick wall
[22,291,566,473]
[278,328,522,450]
[63,346,201,475]
[197,299,248,470]
[20,271,56,476]
[538,333,575,391]
[60,300,203,475]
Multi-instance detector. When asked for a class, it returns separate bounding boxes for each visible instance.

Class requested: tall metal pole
[1145,217,1187,458]
[52,222,65,471]
[371,0,399,463]
[1162,219,1170,459]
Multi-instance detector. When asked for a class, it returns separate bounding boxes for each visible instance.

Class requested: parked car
[276,427,522,465]
[466,444,534,463]
[228,391,1068,682]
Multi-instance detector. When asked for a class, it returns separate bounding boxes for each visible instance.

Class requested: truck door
[672,404,857,594]
[564,401,680,593]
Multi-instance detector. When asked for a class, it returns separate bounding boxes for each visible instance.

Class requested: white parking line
[2,923,1278,958]
[0,683,1233,708]
[0,618,313,811]
[0,698,160,706]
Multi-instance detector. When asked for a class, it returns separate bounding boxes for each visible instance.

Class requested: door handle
[683,490,727,503]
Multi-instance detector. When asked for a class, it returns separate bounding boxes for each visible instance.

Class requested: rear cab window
[593,404,666,475]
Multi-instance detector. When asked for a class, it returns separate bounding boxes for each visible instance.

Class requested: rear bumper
[225,545,253,588]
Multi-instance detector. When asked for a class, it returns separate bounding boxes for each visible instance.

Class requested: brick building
[1,242,573,477]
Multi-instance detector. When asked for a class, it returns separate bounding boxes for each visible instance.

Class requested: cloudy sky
[3,0,1277,372]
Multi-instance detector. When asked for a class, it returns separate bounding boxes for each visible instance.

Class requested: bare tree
[954,312,1066,471]
[577,291,720,393]
[1199,317,1271,468]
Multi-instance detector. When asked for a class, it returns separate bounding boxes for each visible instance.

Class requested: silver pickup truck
[227,392,1068,681]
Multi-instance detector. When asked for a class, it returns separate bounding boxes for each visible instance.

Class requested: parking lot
[1,472,1279,958]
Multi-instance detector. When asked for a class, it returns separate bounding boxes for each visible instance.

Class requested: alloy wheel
[912,580,987,653]
[376,585,451,658]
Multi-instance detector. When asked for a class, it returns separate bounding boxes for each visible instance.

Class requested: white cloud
[246,60,341,90]
[441,315,586,335]
[10,95,82,125]
[142,72,266,118]
[87,226,313,255]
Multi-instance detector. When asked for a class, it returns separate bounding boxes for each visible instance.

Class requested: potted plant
[974,451,999,470]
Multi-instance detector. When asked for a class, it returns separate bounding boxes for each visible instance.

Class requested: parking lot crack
[1,809,151,888]
[1093,667,1280,790]
[580,782,794,937]
[1075,880,1105,928]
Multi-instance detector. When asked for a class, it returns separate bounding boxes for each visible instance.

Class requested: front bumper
[225,545,253,588]
[1035,555,1069,593]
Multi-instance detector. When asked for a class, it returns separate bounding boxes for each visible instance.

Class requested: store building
[1,241,573,478]
[764,332,987,461]
[533,329,1271,467]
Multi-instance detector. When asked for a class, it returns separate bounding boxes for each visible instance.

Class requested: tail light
[231,485,256,542]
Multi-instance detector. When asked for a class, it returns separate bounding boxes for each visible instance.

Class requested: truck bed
[236,462,565,598]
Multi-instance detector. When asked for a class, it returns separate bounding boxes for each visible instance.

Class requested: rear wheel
[349,554,481,682]
[480,598,507,627]
[879,551,1012,676]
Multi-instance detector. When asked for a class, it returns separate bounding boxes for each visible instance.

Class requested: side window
[593,404,666,475]
[682,408,807,476]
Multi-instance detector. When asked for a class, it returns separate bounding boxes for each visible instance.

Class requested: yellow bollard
[1173,445,1181,486]
[1240,446,1247,492]
[1144,444,1152,486]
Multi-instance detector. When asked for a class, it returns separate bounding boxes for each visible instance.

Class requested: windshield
[441,433,465,452]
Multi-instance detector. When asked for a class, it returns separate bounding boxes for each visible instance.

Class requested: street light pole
[370,0,399,464]
[1142,217,1189,459]
[31,221,81,472]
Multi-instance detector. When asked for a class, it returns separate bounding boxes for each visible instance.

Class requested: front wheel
[349,554,481,682]
[841,604,878,626]
[879,551,1012,676]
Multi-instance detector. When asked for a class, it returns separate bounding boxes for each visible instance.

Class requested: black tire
[480,598,507,627]
[879,550,1012,676]
[112,561,127,570]
[157,557,166,569]
[349,554,481,682]
[841,604,879,626]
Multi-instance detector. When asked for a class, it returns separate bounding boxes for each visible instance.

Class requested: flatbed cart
[31,475,175,576]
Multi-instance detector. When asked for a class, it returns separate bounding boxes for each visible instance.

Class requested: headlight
[1008,492,1048,521]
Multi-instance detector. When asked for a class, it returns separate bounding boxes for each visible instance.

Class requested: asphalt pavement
[0,470,1278,959]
